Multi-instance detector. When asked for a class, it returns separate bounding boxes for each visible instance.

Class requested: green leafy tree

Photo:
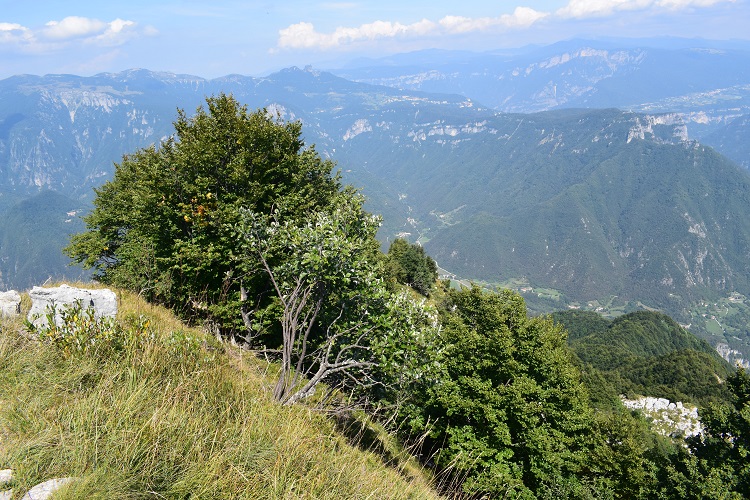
[385,238,438,296]
[65,94,340,336]
[667,368,750,498]
[235,191,396,404]
[584,410,676,498]
[398,286,594,498]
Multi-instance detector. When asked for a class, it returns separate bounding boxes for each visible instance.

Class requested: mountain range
[1,38,750,359]
[329,38,750,168]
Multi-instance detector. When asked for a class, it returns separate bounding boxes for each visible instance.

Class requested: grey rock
[0,469,12,484]
[0,469,12,500]
[0,290,21,317]
[28,284,117,328]
[22,477,74,499]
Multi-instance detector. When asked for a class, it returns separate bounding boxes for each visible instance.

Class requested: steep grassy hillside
[0,288,441,499]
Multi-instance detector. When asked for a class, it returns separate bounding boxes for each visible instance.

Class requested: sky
[0,0,748,79]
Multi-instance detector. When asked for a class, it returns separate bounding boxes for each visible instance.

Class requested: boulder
[27,284,117,328]
[22,477,75,500]
[0,290,21,317]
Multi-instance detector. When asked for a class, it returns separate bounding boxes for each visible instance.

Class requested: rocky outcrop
[27,284,117,328]
[715,342,750,368]
[22,477,75,499]
[0,469,12,500]
[0,291,20,317]
[621,396,702,438]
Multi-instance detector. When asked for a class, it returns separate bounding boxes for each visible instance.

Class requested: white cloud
[656,0,731,8]
[557,0,733,18]
[276,8,549,50]
[0,22,26,32]
[277,19,437,49]
[0,22,33,44]
[41,16,141,46]
[439,8,549,33]
[91,19,139,46]
[0,16,148,53]
[43,16,108,40]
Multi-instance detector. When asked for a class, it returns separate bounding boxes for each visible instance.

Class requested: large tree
[384,238,438,296]
[65,93,437,404]
[663,368,750,498]
[65,94,340,335]
[397,286,595,497]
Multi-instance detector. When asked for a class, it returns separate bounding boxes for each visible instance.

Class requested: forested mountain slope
[330,38,750,168]
[552,310,733,406]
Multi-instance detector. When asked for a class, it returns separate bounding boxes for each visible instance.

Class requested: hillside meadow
[0,286,442,499]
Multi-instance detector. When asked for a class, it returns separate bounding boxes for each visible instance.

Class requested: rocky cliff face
[715,343,750,368]
[0,75,186,198]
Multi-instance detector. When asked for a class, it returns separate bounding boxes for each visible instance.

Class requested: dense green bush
[395,286,596,497]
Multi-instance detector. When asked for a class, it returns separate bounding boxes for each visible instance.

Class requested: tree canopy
[396,286,595,497]
[64,93,434,405]
[65,94,341,336]
[384,238,438,296]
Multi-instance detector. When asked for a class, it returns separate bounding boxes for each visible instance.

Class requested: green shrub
[27,300,151,357]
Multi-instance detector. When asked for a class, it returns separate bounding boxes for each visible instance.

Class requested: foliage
[396,286,595,498]
[688,369,750,496]
[27,300,151,357]
[25,299,209,363]
[549,310,610,342]
[584,409,679,499]
[64,93,340,335]
[385,238,438,296]
[235,192,391,404]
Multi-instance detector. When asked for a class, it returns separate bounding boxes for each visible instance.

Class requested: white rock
[0,469,12,484]
[27,285,117,328]
[621,395,703,438]
[0,469,12,500]
[22,477,74,499]
[0,291,21,317]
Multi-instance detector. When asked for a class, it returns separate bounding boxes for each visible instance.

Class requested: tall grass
[0,289,441,499]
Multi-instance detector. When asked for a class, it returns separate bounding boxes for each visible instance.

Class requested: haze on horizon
[1,0,748,79]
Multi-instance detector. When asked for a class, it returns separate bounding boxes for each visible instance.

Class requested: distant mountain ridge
[328,38,750,168]
[0,67,476,199]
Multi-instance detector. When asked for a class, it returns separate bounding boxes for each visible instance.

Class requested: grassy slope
[0,287,441,499]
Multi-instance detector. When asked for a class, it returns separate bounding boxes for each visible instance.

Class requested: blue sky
[1,0,748,79]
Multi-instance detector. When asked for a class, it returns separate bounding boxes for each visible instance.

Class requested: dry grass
[0,287,441,499]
